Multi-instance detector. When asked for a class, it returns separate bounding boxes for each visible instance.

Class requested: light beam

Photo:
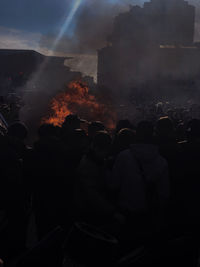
[32,0,83,88]
[51,0,82,52]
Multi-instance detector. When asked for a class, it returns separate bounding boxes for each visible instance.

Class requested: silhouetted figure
[136,120,154,144]
[175,119,200,232]
[74,131,116,227]
[155,117,179,182]
[2,100,200,265]
[7,121,28,159]
[115,119,134,134]
[6,122,33,256]
[111,121,170,249]
[155,117,183,232]
[0,134,24,259]
[32,124,66,239]
[112,128,136,156]
[61,128,90,229]
[88,121,105,139]
[61,114,85,137]
[156,116,176,145]
[62,128,89,164]
[38,123,60,139]
[176,121,186,142]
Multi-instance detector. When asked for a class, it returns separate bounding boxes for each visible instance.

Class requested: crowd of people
[1,109,200,266]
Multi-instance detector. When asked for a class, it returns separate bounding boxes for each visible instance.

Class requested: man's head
[8,122,28,141]
[68,129,89,153]
[38,124,60,139]
[88,121,105,138]
[186,119,200,141]
[91,131,112,160]
[116,120,133,133]
[116,128,136,152]
[136,120,154,143]
[62,114,85,131]
[156,116,175,141]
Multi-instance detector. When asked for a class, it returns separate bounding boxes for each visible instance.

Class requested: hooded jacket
[111,144,170,215]
[74,151,116,224]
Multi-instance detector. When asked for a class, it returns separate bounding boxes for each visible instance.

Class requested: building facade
[0,49,82,95]
[98,0,200,101]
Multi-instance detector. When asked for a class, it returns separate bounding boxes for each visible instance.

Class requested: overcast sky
[0,0,199,79]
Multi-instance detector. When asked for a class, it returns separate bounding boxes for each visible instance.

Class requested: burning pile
[42,80,116,129]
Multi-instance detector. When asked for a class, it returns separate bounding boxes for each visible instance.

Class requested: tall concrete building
[98,0,200,101]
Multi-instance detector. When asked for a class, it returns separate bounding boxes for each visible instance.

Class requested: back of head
[92,131,111,150]
[116,120,133,133]
[67,129,89,152]
[116,128,136,152]
[38,124,60,139]
[8,121,28,141]
[89,131,112,161]
[136,121,154,144]
[186,119,200,142]
[62,114,83,131]
[176,121,186,142]
[88,121,105,138]
[156,116,175,141]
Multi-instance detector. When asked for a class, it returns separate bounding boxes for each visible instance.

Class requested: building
[0,49,82,95]
[98,0,200,101]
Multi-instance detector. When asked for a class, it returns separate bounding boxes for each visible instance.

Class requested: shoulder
[116,149,133,162]
[78,155,99,177]
[114,149,138,171]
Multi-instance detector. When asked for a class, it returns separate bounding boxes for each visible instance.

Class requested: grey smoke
[39,0,200,55]
[19,0,200,140]
[38,0,200,81]
[39,0,145,55]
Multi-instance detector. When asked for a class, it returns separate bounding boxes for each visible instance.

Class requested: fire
[42,80,116,129]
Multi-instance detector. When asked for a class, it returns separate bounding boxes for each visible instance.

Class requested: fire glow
[42,81,116,129]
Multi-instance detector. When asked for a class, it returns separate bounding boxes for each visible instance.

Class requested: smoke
[38,0,200,82]
[19,56,83,141]
[39,0,144,55]
[18,0,200,141]
[38,0,200,55]
[64,0,141,54]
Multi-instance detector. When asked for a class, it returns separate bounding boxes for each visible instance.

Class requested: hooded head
[136,121,154,144]
[91,131,111,160]
[186,119,200,142]
[156,116,175,142]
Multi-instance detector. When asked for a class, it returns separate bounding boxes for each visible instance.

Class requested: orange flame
[42,81,116,129]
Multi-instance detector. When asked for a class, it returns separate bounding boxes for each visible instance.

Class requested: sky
[0,0,200,79]
[0,0,138,54]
